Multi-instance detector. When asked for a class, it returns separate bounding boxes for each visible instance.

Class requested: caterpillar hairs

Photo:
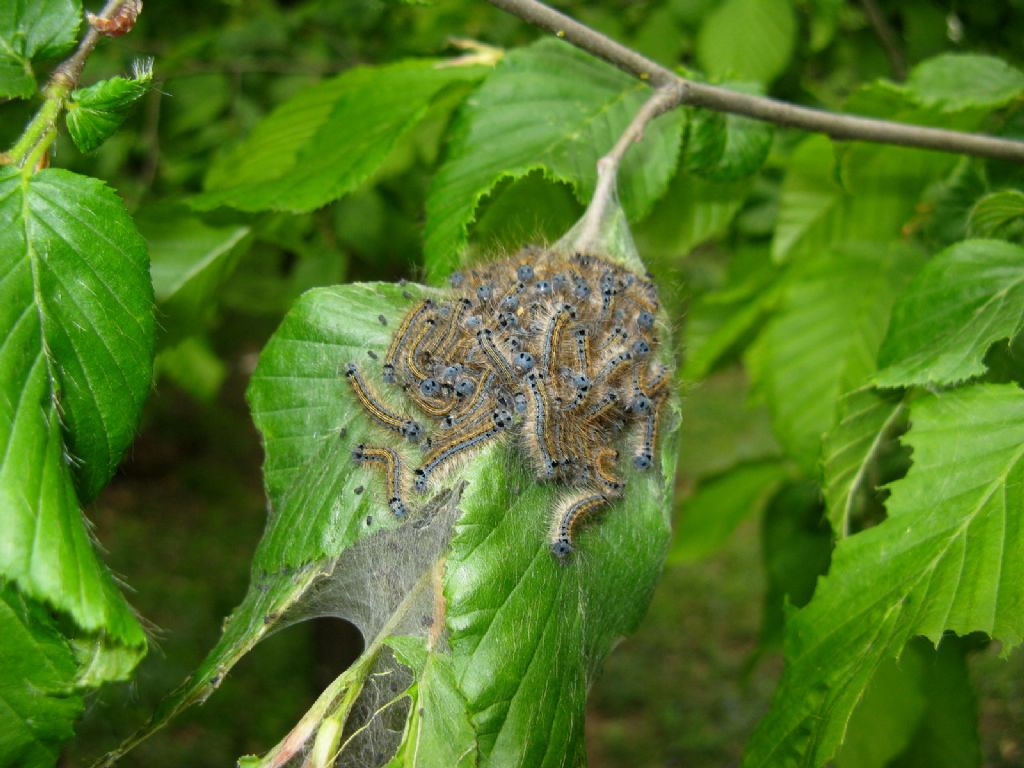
[345,245,668,561]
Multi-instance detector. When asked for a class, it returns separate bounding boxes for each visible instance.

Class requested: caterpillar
[343,246,670,561]
[345,363,422,442]
[550,493,608,562]
[414,409,512,492]
[383,300,433,384]
[352,444,408,518]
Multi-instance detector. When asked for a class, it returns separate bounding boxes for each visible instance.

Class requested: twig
[487,0,1024,163]
[572,85,683,253]
[6,0,135,169]
[54,0,130,89]
[857,0,907,81]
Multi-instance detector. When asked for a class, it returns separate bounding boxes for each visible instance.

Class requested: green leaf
[249,279,676,766]
[635,171,752,269]
[875,239,1024,388]
[423,39,686,282]
[0,0,81,99]
[806,0,843,52]
[888,637,982,768]
[835,637,980,768]
[0,167,150,657]
[671,460,788,563]
[771,132,956,263]
[445,426,676,765]
[773,79,976,265]
[682,247,781,380]
[0,584,84,768]
[696,0,796,85]
[906,53,1024,112]
[746,244,920,471]
[385,638,476,768]
[140,206,251,345]
[104,266,679,763]
[968,190,1024,240]
[65,62,153,153]
[822,388,907,538]
[771,136,844,262]
[759,481,832,650]
[918,158,989,248]
[684,93,774,182]
[744,383,1024,767]
[676,366,780,481]
[155,336,227,402]
[193,59,485,213]
[468,171,582,257]
[246,283,435,568]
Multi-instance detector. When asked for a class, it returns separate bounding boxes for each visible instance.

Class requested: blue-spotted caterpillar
[346,247,668,562]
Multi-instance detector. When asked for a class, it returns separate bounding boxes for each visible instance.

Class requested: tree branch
[487,0,1024,163]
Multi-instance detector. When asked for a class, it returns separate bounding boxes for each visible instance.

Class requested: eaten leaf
[745,383,1024,767]
[876,239,1024,387]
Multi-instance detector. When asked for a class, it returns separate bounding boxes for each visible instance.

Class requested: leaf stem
[572,84,683,254]
[487,0,1024,163]
[5,0,133,171]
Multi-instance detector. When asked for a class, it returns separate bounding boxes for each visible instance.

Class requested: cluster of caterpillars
[345,246,667,562]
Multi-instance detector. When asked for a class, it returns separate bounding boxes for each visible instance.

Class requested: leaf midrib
[836,399,906,538]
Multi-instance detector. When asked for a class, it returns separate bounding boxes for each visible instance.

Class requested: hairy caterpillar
[345,246,668,561]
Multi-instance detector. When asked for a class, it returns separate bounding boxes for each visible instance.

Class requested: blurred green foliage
[4,0,1024,766]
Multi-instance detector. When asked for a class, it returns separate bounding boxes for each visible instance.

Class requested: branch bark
[487,0,1024,163]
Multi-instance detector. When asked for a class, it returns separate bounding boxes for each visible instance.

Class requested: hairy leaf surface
[745,383,1024,767]
[66,67,153,153]
[875,239,1024,387]
[0,167,150,660]
[423,39,685,281]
